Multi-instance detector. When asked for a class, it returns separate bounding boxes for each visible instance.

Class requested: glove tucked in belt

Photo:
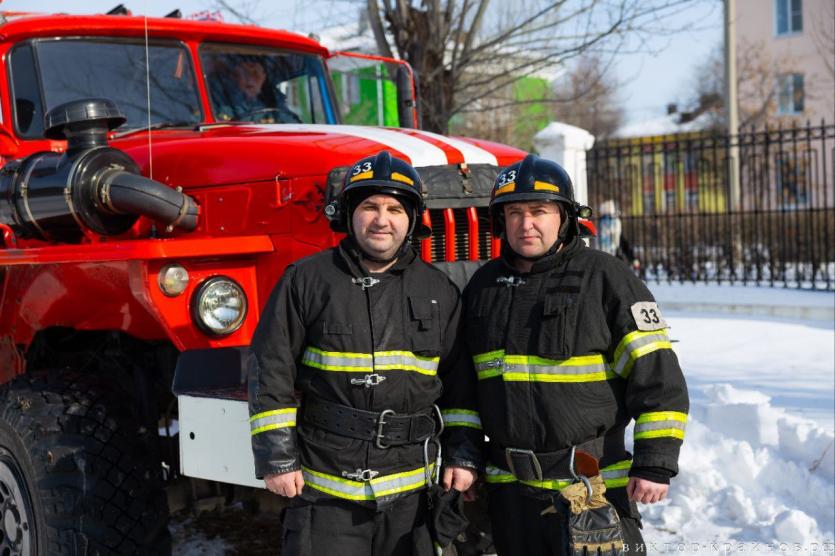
[301,397,440,448]
[543,475,626,556]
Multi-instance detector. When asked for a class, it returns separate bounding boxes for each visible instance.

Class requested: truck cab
[0,10,525,554]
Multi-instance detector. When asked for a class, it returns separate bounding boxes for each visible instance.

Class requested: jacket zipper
[363,281,376,469]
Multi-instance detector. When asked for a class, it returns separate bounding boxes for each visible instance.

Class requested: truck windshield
[10,39,202,138]
[200,44,335,124]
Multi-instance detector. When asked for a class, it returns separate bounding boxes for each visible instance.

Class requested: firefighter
[248,151,482,555]
[462,154,689,555]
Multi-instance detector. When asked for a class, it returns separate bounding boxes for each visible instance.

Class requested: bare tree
[366,0,700,133]
[677,38,816,130]
[550,53,624,139]
[810,0,834,81]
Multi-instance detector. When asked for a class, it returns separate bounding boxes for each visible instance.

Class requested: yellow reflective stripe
[349,170,374,182]
[634,411,687,440]
[302,346,373,372]
[390,172,415,186]
[301,465,432,502]
[249,408,297,422]
[636,411,687,424]
[501,370,616,383]
[533,180,560,192]
[613,330,672,378]
[635,428,685,440]
[441,409,482,429]
[602,459,633,471]
[477,368,504,380]
[374,350,439,376]
[250,408,297,436]
[302,347,439,375]
[486,460,633,490]
[372,467,429,498]
[251,422,296,435]
[474,351,613,383]
[495,182,516,193]
[484,466,516,484]
[473,350,505,364]
[600,459,632,488]
[301,466,374,501]
[503,354,604,367]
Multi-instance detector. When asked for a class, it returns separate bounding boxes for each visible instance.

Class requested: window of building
[777,73,804,115]
[775,0,802,35]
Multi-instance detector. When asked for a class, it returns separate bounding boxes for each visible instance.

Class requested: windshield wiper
[113,121,196,138]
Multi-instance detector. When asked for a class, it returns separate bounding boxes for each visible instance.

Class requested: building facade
[736,0,834,125]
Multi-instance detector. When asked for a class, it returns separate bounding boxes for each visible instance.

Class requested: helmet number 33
[353,161,373,175]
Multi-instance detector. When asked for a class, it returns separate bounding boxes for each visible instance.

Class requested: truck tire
[0,371,171,555]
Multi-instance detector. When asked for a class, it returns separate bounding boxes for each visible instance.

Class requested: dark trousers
[487,483,645,556]
[280,491,434,556]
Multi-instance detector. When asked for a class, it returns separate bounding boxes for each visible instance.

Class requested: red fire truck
[0,9,527,554]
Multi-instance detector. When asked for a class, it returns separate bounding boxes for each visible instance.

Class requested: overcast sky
[1,0,723,127]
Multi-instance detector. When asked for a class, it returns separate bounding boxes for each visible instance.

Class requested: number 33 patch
[630,302,668,331]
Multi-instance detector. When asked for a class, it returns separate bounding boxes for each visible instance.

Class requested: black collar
[338,237,416,278]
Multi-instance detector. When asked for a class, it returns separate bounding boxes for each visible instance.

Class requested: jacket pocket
[537,295,576,359]
[408,296,441,356]
[281,503,312,556]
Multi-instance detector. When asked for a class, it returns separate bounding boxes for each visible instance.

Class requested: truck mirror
[395,65,418,129]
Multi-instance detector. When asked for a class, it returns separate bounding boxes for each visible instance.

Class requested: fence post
[533,122,595,206]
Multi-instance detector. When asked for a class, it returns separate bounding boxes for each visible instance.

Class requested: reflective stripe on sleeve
[612,330,673,378]
[301,464,433,502]
[250,408,297,435]
[441,409,482,429]
[473,350,614,383]
[485,459,633,490]
[634,411,687,440]
[302,347,439,376]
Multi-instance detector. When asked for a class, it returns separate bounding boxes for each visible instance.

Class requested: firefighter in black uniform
[248,151,483,555]
[462,154,689,555]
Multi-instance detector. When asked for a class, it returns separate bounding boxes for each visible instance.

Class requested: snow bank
[641,383,835,552]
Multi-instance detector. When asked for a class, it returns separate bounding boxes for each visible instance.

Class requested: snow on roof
[613,111,714,139]
[316,21,381,54]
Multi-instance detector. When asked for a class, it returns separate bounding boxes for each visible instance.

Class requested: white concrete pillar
[533,122,595,205]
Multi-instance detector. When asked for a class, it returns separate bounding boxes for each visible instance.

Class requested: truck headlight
[192,277,247,336]
[158,264,189,296]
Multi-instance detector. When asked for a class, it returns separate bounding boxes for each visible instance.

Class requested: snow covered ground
[638,285,835,553]
[172,284,835,554]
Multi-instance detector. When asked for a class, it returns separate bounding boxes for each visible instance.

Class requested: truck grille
[412,206,499,262]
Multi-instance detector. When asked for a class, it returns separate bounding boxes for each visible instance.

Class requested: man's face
[351,194,411,260]
[233,61,266,99]
[504,200,562,258]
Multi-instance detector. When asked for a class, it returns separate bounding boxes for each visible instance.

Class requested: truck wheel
[0,371,170,555]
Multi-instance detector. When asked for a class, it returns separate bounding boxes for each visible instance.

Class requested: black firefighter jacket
[248,239,483,508]
[462,237,689,502]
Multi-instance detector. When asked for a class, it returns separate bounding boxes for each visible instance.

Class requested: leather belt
[488,437,603,481]
[301,397,439,448]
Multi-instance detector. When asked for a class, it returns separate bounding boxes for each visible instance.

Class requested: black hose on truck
[0,98,198,242]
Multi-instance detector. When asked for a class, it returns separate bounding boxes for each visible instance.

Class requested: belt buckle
[505,448,543,482]
[376,409,395,449]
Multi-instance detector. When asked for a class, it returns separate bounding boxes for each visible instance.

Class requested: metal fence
[586,122,835,290]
